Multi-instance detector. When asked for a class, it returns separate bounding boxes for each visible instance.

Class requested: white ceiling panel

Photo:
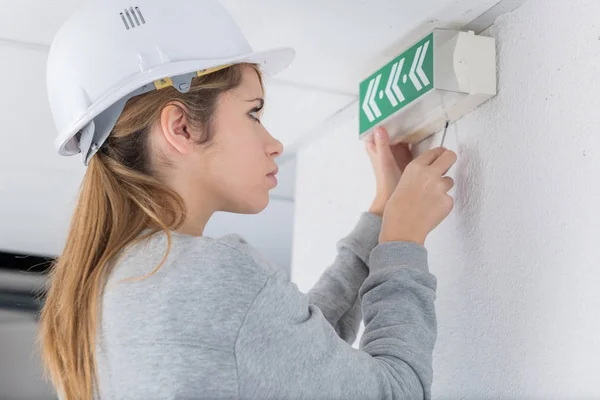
[220,0,502,94]
[2,0,505,95]
[0,0,82,46]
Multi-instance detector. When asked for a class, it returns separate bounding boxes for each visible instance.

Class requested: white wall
[291,0,600,398]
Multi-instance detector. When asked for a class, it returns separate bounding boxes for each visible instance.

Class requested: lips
[267,166,279,186]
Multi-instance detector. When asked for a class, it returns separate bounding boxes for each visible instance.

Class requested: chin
[230,193,270,214]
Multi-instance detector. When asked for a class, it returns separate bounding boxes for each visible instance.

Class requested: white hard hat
[47,0,295,165]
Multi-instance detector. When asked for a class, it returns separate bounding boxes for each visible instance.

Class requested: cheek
[205,114,269,194]
[202,140,270,213]
[209,140,264,190]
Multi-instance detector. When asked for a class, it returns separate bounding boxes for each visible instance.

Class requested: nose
[266,130,284,159]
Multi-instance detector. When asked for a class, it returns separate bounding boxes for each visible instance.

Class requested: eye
[249,107,262,123]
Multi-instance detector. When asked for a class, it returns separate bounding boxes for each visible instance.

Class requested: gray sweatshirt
[95,212,437,400]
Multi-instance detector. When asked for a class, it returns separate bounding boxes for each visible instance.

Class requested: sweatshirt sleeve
[235,241,438,400]
[307,212,382,344]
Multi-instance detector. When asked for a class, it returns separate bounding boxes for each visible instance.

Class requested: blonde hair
[38,63,263,400]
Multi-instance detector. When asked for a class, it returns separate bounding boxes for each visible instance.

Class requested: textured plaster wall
[291,0,600,398]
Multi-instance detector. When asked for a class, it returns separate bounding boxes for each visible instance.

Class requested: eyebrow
[246,98,264,108]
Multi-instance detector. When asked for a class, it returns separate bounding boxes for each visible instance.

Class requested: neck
[161,161,218,237]
[174,205,214,237]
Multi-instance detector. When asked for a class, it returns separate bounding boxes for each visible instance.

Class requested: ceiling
[0,0,501,92]
[0,0,504,257]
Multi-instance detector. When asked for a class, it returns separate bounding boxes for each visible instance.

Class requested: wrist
[379,225,426,246]
[379,234,425,246]
[368,198,386,217]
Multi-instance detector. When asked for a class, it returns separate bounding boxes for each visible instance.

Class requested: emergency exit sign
[359,33,434,135]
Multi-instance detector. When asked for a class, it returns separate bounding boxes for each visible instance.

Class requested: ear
[159,102,196,156]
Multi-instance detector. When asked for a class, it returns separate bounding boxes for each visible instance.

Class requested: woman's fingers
[414,147,448,167]
[431,149,458,176]
[441,176,455,192]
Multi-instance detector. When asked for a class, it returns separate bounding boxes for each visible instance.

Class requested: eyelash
[249,107,262,123]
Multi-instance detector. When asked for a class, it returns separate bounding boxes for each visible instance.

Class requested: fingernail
[375,128,383,138]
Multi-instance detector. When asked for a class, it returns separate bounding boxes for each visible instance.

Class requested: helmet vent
[120,6,146,30]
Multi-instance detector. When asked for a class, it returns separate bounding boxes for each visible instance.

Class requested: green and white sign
[359,33,434,135]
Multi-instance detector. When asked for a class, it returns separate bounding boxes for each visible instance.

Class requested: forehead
[230,65,264,99]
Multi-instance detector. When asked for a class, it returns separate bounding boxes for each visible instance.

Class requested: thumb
[374,127,394,162]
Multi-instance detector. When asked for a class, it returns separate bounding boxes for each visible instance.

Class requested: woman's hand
[379,147,457,245]
[366,126,413,217]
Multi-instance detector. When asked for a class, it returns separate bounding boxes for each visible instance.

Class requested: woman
[38,1,457,399]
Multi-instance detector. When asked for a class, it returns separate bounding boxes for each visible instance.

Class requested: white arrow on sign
[385,58,406,107]
[362,74,382,122]
[409,40,431,91]
[362,78,376,122]
[416,41,430,86]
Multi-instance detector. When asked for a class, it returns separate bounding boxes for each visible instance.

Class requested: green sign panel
[359,32,434,135]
